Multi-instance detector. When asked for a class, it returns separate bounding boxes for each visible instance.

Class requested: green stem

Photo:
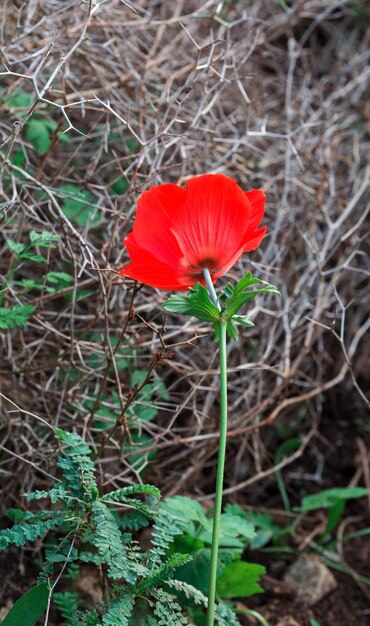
[206,318,228,626]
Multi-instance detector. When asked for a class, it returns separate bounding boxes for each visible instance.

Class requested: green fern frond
[53,591,79,626]
[119,510,150,531]
[138,553,191,592]
[102,595,134,626]
[76,607,100,626]
[0,512,65,549]
[152,589,190,625]
[101,484,160,502]
[26,489,50,501]
[91,501,141,583]
[101,484,160,521]
[55,428,98,503]
[215,602,241,626]
[149,511,187,567]
[103,496,153,520]
[167,579,207,606]
[26,484,67,505]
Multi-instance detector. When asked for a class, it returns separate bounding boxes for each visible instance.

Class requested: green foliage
[0,87,71,156]
[217,273,280,340]
[102,595,134,626]
[15,271,74,294]
[0,229,61,328]
[56,183,99,227]
[0,583,49,626]
[0,511,64,549]
[164,283,220,323]
[53,592,79,626]
[217,561,265,598]
[274,438,302,511]
[159,496,263,598]
[299,486,370,512]
[163,272,280,340]
[153,589,190,625]
[149,509,189,567]
[0,304,36,330]
[25,118,59,155]
[214,602,241,626]
[55,427,98,504]
[92,501,141,582]
[0,429,242,625]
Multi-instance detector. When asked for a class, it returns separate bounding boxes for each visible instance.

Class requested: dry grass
[0,0,369,507]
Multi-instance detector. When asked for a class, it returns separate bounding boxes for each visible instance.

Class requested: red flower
[120,173,266,291]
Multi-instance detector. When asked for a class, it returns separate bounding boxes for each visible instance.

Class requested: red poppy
[120,173,266,291]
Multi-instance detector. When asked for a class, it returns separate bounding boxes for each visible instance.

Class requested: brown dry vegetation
[0,1,369,625]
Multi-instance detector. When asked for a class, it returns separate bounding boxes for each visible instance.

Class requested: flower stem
[206,318,228,626]
[203,268,221,310]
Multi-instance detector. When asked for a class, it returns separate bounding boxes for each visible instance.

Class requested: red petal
[120,243,191,290]
[243,226,267,252]
[120,261,189,290]
[171,174,256,269]
[244,189,265,231]
[130,183,186,266]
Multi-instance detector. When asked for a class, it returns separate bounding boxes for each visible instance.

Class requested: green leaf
[232,314,254,328]
[46,272,73,286]
[232,272,266,295]
[110,177,129,194]
[299,487,370,512]
[0,304,36,330]
[19,251,47,263]
[57,184,99,227]
[101,483,160,503]
[161,496,209,529]
[10,149,26,168]
[225,285,280,318]
[57,131,72,145]
[164,283,220,323]
[324,499,346,537]
[275,438,302,511]
[2,89,33,110]
[216,561,265,598]
[225,319,239,341]
[14,279,42,291]
[175,548,211,593]
[6,239,25,255]
[220,514,256,541]
[0,583,49,626]
[25,118,52,155]
[29,230,59,247]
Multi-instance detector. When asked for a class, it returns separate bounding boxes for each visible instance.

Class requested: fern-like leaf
[91,501,141,583]
[149,511,187,567]
[153,589,190,625]
[215,602,241,626]
[55,428,98,503]
[53,592,79,626]
[119,510,150,531]
[102,595,134,626]
[101,484,160,502]
[167,579,207,606]
[0,512,65,550]
[138,553,191,592]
